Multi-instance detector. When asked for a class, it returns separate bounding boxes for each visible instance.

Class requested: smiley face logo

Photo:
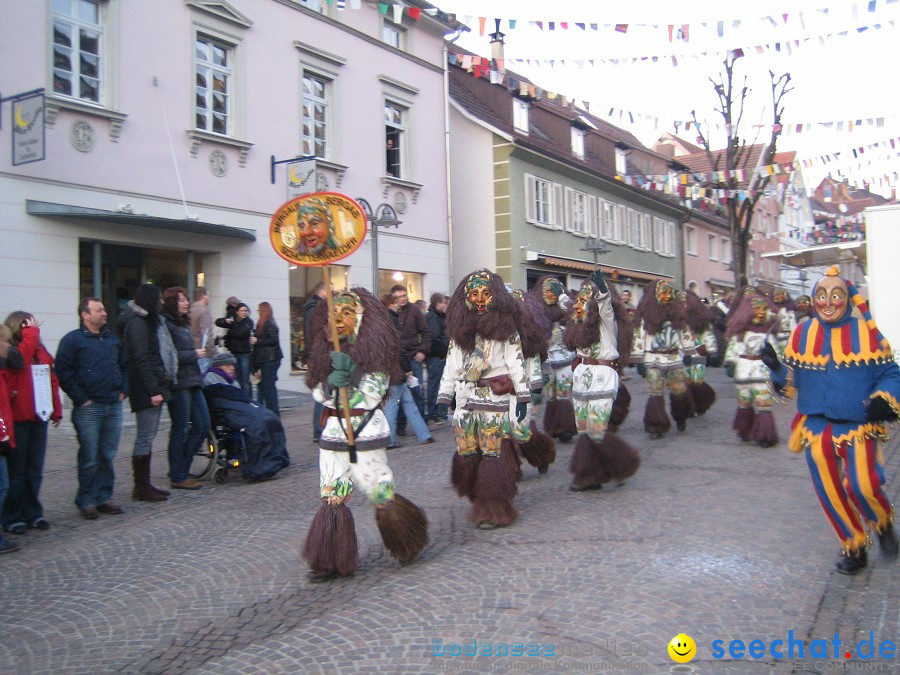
[667,634,696,663]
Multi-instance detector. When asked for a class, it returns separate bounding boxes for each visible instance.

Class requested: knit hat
[210,351,237,367]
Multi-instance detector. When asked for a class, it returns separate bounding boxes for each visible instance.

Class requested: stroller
[189,390,290,483]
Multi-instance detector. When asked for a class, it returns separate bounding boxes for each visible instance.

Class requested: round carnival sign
[269,192,368,266]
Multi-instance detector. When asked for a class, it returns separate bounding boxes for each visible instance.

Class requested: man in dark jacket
[56,298,129,519]
[424,293,449,423]
[302,282,327,442]
[390,285,431,432]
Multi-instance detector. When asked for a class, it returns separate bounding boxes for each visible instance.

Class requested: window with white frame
[513,98,529,134]
[565,187,589,234]
[571,126,585,159]
[301,72,329,158]
[721,237,731,264]
[685,225,697,255]
[640,213,652,251]
[195,35,232,135]
[600,200,614,240]
[298,0,330,15]
[708,233,718,260]
[385,101,405,178]
[525,174,558,228]
[614,204,627,243]
[654,217,675,257]
[52,0,104,103]
[615,147,627,175]
[382,19,404,49]
[628,209,642,249]
[588,196,599,237]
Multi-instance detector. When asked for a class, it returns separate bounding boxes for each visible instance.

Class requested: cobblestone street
[1,368,897,674]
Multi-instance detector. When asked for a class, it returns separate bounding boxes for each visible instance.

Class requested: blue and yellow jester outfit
[771,296,900,555]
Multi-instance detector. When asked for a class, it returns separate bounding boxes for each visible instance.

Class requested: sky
[434,0,900,196]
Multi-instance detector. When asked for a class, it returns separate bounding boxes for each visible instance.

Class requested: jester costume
[683,290,718,415]
[765,266,899,574]
[633,280,697,437]
[510,289,556,476]
[565,270,641,492]
[437,271,532,529]
[723,291,780,447]
[531,277,578,443]
[302,288,428,582]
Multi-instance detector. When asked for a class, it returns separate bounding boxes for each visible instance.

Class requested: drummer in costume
[763,266,899,574]
[302,288,427,582]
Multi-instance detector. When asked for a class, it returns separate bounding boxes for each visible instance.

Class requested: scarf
[157,316,179,386]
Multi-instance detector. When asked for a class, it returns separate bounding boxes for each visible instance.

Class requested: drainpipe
[677,209,692,291]
[443,28,462,289]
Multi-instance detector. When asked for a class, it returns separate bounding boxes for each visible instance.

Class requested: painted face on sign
[813,276,849,324]
[297,206,331,255]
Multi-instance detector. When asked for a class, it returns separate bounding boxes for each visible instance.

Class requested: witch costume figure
[683,289,718,416]
[763,266,899,575]
[769,286,797,354]
[530,277,577,443]
[302,288,428,582]
[564,270,641,492]
[436,270,532,529]
[509,289,556,476]
[723,291,780,447]
[632,280,697,438]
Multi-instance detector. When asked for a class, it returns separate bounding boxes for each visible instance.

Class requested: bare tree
[691,52,792,288]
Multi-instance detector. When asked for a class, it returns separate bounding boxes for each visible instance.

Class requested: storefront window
[289,263,348,371]
[377,269,422,303]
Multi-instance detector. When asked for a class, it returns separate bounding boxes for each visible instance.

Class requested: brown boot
[132,455,167,502]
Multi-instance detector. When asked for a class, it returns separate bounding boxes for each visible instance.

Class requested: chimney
[489,19,505,74]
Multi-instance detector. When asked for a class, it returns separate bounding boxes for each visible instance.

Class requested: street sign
[269,192,367,266]
[12,92,45,165]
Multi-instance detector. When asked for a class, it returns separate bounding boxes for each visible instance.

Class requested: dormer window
[615,146,627,175]
[513,98,529,134]
[571,126,585,159]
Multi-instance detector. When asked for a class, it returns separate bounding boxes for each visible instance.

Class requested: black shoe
[422,437,435,445]
[569,482,603,492]
[80,506,99,521]
[676,419,686,432]
[386,444,399,450]
[878,525,899,557]
[538,465,549,475]
[558,432,573,443]
[835,549,868,575]
[29,518,50,530]
[0,537,20,555]
[5,522,26,535]
[97,503,125,515]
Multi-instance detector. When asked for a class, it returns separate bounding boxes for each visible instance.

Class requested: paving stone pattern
[0,369,897,674]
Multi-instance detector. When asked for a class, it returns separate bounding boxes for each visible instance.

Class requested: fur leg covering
[689,381,717,415]
[375,494,429,564]
[471,448,519,528]
[501,435,523,480]
[302,499,358,577]
[609,383,632,432]
[569,432,641,489]
[732,407,756,441]
[670,391,696,423]
[517,421,556,474]
[751,410,779,447]
[643,394,671,435]
[450,452,480,501]
[544,399,577,438]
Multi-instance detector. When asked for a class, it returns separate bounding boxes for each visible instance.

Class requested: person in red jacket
[1,312,62,536]
[0,324,22,553]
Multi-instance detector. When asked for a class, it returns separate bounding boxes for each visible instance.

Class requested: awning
[538,255,671,283]
[26,200,256,241]
[707,277,736,288]
[760,241,866,268]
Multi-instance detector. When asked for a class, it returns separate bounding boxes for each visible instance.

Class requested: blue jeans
[426,356,446,419]
[384,383,431,446]
[72,401,122,509]
[0,456,9,519]
[166,387,211,483]
[256,360,280,416]
[234,353,252,397]
[397,360,426,432]
[2,420,48,528]
[133,406,162,457]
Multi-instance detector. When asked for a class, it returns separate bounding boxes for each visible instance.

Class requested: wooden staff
[322,265,357,461]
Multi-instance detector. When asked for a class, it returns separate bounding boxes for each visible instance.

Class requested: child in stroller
[195,352,290,482]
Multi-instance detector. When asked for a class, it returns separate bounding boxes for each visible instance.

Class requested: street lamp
[579,237,610,264]
[356,197,402,294]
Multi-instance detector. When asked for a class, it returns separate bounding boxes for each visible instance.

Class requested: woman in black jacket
[251,302,283,416]
[121,284,172,502]
[162,287,211,489]
[215,303,254,396]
